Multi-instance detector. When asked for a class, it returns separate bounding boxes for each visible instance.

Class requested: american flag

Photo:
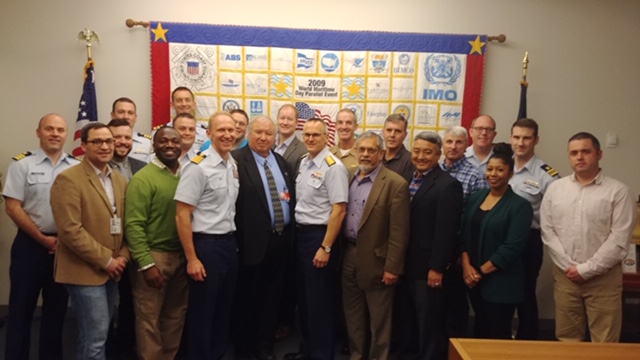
[73,60,98,157]
[295,102,336,147]
[187,61,200,75]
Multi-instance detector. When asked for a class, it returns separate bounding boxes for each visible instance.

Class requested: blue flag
[73,60,98,157]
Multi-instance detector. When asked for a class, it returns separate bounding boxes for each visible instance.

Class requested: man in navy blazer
[232,115,294,360]
[399,131,463,360]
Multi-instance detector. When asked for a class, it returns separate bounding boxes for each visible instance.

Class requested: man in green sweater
[124,126,187,360]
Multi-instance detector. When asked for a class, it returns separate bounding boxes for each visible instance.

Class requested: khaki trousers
[553,264,622,342]
[131,251,188,360]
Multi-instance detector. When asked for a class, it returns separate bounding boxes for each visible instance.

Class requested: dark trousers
[186,233,238,360]
[5,229,68,360]
[296,225,338,360]
[233,229,291,357]
[468,287,516,339]
[445,262,470,338]
[516,229,543,340]
[409,278,447,360]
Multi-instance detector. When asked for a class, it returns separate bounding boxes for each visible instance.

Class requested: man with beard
[342,131,410,360]
[111,97,152,162]
[108,119,147,181]
[106,119,145,358]
[125,126,188,359]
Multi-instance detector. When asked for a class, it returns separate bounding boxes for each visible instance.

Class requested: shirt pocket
[26,171,52,186]
[208,175,227,191]
[306,177,323,189]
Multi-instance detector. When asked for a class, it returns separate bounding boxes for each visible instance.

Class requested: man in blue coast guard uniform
[175,111,240,360]
[110,97,152,162]
[285,118,348,360]
[3,113,80,360]
[509,118,559,340]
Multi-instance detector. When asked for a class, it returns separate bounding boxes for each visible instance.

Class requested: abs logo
[424,54,461,85]
[297,53,315,69]
[320,53,339,72]
[250,101,264,115]
[223,54,242,61]
[222,100,241,112]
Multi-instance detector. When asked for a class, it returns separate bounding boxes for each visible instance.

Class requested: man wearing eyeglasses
[51,122,130,360]
[285,118,348,360]
[3,113,79,360]
[465,115,497,173]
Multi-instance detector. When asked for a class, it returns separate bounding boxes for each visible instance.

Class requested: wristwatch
[320,245,332,254]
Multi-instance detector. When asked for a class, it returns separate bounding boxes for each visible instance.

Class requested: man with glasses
[285,118,348,360]
[51,122,130,360]
[3,113,79,360]
[465,115,497,173]
[342,131,410,360]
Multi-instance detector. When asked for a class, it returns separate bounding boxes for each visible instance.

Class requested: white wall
[1,0,639,319]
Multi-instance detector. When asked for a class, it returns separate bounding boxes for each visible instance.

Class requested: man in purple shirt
[342,131,410,360]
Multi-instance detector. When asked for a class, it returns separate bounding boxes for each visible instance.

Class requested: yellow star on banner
[152,23,169,42]
[346,81,361,98]
[274,78,289,95]
[468,35,486,55]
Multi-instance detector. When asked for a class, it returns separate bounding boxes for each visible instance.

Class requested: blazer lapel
[359,170,387,230]
[83,160,114,215]
[411,167,439,209]
[243,148,270,213]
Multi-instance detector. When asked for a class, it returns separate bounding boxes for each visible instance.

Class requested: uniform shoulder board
[300,153,309,159]
[325,155,336,167]
[66,154,79,161]
[138,132,152,140]
[541,164,559,178]
[191,152,207,165]
[152,124,164,131]
[12,151,33,161]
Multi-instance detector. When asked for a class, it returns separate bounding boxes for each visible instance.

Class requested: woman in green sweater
[459,143,533,339]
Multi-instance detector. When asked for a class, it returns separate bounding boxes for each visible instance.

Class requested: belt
[193,232,235,240]
[295,224,327,232]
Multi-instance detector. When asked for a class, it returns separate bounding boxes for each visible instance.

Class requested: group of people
[3,86,637,360]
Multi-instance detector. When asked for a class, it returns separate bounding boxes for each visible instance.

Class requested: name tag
[110,217,122,235]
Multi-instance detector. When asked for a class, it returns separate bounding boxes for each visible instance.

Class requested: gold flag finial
[77,28,100,60]
[522,51,529,83]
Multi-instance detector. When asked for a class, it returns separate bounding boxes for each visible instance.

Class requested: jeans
[65,280,119,360]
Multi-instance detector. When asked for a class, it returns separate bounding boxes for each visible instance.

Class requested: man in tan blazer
[51,122,129,360]
[342,131,410,360]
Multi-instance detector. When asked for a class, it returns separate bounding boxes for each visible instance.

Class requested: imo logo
[424,54,461,85]
[321,53,340,72]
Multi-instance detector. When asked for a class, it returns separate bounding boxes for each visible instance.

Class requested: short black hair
[568,132,601,152]
[171,86,194,102]
[111,97,136,113]
[107,119,131,128]
[81,122,109,143]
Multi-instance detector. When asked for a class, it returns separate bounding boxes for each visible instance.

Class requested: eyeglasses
[85,138,115,146]
[472,126,496,134]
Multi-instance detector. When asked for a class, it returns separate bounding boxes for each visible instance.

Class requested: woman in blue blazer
[459,144,533,339]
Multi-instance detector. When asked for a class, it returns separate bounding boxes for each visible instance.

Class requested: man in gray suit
[274,104,306,174]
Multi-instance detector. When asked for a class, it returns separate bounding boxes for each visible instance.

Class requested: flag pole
[517,51,529,121]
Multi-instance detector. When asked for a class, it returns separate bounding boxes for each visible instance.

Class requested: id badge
[110,217,122,235]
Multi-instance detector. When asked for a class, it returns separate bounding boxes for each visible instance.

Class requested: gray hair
[414,131,442,149]
[356,131,384,150]
[443,126,469,143]
[247,115,274,134]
